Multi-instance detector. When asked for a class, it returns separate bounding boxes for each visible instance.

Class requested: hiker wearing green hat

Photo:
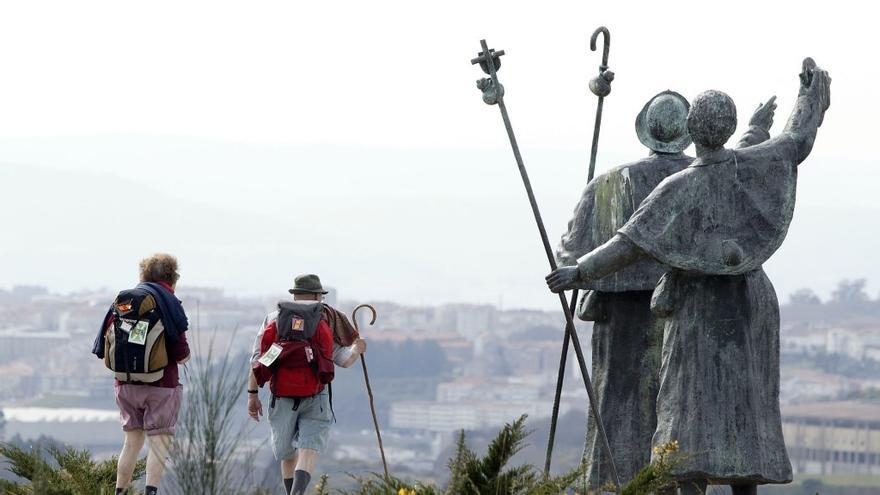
[246,274,365,495]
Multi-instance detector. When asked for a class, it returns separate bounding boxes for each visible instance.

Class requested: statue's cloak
[556,153,693,291]
[619,138,799,275]
[558,153,690,485]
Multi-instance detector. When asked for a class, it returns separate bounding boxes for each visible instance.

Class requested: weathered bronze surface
[558,90,774,487]
[548,58,831,490]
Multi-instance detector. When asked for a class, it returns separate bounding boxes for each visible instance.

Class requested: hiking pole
[351,303,390,483]
[471,39,621,492]
[545,26,614,477]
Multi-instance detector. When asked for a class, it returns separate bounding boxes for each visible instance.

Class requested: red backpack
[253,302,335,398]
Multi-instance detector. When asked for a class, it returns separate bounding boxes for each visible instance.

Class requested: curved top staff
[587,26,614,179]
[351,303,389,482]
[544,26,616,480]
[471,38,621,491]
[591,27,610,71]
[352,304,378,327]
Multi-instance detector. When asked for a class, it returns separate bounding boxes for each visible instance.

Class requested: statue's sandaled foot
[679,479,708,494]
[731,484,757,495]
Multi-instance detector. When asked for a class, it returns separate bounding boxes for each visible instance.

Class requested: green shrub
[337,415,583,495]
[0,442,145,495]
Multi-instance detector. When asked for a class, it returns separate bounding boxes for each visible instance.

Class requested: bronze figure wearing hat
[555,90,776,487]
[550,58,830,494]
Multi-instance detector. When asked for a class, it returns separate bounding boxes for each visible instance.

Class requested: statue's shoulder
[607,153,693,176]
[736,134,800,164]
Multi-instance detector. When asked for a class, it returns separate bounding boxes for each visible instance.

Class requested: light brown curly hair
[139,253,180,285]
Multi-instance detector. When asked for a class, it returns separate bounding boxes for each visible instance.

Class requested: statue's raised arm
[548,57,832,292]
[783,58,831,164]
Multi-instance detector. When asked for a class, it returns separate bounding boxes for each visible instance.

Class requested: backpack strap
[328,382,335,423]
[110,315,135,384]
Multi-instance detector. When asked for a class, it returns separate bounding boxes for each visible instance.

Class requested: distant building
[0,329,71,362]
[390,400,562,433]
[781,368,860,402]
[391,376,560,433]
[864,336,880,363]
[436,304,497,335]
[782,401,880,475]
[826,328,865,360]
[781,333,826,356]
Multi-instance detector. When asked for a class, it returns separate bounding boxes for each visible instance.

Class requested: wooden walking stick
[351,303,390,482]
[545,26,615,477]
[471,38,621,491]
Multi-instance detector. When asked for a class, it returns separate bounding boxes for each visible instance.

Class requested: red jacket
[255,316,334,398]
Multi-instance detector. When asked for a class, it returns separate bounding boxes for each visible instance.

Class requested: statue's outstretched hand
[799,58,831,112]
[810,68,831,113]
[546,266,580,293]
[749,96,777,132]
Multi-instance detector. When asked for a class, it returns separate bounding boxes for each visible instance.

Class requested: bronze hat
[288,274,328,295]
[635,90,692,153]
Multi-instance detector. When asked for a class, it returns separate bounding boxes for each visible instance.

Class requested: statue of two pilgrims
[548,59,831,494]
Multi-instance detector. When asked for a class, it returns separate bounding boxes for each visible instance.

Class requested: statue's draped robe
[618,135,799,484]
[557,152,691,486]
[556,129,770,487]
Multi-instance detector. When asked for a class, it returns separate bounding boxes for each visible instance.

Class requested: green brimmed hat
[288,274,329,295]
[635,90,692,153]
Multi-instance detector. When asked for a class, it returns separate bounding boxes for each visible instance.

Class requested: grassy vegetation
[319,416,688,495]
[11,415,872,495]
[0,442,145,495]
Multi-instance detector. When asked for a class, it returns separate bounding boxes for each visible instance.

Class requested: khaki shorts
[115,383,182,436]
[268,392,332,460]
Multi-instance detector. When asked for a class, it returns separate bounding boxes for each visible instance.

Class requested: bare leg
[731,484,757,495]
[295,448,317,473]
[116,430,145,489]
[145,433,172,488]
[281,454,298,493]
[680,479,708,494]
[290,449,317,495]
[281,454,298,478]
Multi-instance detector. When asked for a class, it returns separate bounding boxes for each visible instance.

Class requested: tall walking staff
[470,39,621,492]
[352,303,390,483]
[544,26,615,478]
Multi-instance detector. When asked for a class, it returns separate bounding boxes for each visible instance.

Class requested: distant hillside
[1,136,878,308]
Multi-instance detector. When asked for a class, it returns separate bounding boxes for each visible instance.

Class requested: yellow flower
[398,489,416,495]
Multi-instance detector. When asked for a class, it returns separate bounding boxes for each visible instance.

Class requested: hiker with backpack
[247,274,365,495]
[91,253,190,495]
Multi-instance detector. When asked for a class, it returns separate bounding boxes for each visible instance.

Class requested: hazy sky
[0,1,876,309]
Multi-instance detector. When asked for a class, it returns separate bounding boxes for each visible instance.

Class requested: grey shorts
[268,392,332,460]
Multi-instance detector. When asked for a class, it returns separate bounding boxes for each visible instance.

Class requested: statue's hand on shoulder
[748,96,777,132]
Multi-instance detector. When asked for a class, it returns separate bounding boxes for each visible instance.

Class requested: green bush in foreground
[336,415,584,495]
[0,442,145,495]
[336,416,686,495]
[1,416,688,494]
